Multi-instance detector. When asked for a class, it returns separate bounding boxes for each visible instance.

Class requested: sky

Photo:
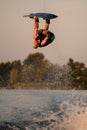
[0,0,87,66]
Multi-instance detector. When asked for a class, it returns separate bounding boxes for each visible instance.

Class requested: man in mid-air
[33,16,55,49]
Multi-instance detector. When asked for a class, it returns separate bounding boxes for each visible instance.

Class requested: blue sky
[0,0,87,66]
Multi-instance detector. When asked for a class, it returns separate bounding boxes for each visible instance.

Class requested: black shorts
[38,31,55,47]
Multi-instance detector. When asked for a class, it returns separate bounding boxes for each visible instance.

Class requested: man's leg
[33,16,39,39]
[33,16,39,49]
[44,19,50,30]
[40,19,50,46]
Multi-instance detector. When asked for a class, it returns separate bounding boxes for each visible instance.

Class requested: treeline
[0,52,87,89]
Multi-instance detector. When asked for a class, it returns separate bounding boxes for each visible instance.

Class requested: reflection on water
[0,90,87,130]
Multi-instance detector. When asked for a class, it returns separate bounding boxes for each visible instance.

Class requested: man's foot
[45,19,50,24]
[34,16,39,22]
[43,18,50,24]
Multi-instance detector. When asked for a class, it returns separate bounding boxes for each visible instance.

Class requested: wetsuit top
[38,29,55,47]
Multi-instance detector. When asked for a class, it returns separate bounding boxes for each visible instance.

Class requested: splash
[27,91,87,130]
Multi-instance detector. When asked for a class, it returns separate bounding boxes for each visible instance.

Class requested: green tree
[10,69,19,85]
[11,60,22,71]
[22,52,46,83]
[23,52,44,67]
[9,60,22,86]
[0,62,12,87]
[0,75,4,88]
[68,58,87,89]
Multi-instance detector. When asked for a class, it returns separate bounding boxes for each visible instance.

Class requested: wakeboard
[23,13,58,19]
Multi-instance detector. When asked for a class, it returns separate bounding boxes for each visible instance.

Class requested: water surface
[0,90,87,130]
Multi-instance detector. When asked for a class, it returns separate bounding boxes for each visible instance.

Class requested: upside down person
[33,16,55,49]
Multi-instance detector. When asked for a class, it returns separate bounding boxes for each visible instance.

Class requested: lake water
[0,90,87,130]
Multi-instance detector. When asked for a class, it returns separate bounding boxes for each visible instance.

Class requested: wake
[0,90,87,130]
